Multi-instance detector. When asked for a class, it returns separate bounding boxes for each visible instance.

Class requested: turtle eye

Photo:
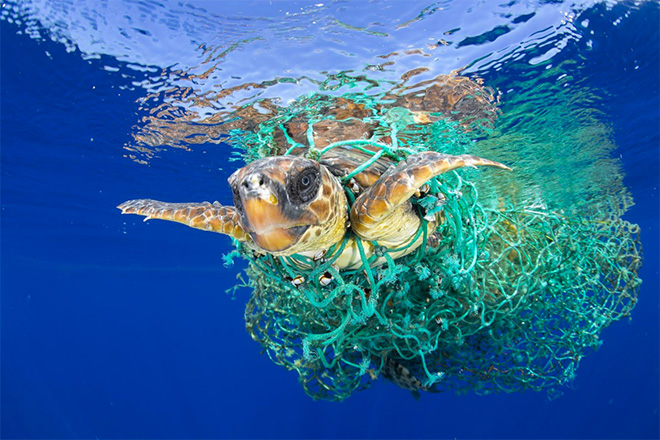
[289,166,321,205]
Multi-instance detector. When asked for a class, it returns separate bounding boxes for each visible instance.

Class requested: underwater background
[1,0,658,438]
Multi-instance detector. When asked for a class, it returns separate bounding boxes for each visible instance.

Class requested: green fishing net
[223,92,642,401]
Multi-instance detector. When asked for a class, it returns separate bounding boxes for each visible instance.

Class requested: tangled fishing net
[222,90,642,401]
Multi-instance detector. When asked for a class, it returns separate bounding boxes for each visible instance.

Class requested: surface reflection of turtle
[118,74,510,270]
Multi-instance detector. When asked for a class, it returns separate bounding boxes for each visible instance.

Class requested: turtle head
[228,156,346,255]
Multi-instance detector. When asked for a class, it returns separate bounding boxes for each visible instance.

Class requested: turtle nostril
[243,173,267,191]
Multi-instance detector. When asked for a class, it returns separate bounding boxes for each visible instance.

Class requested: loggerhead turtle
[118,148,509,270]
[119,74,510,270]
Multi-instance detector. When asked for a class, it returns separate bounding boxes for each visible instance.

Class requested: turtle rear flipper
[118,199,250,242]
[350,151,510,245]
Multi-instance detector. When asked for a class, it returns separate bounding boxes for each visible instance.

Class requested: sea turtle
[118,141,509,270]
[119,74,510,269]
[118,77,511,399]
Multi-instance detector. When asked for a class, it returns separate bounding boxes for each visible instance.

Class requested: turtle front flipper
[350,152,510,246]
[118,199,250,242]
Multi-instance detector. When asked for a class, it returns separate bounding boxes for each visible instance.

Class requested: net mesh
[223,91,642,401]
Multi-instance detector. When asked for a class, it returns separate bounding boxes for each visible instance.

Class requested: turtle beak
[239,172,283,234]
[238,172,307,252]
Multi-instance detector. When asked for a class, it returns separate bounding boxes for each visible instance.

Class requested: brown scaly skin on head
[226,156,347,255]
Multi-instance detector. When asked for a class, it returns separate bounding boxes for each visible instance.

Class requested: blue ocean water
[1,1,658,438]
